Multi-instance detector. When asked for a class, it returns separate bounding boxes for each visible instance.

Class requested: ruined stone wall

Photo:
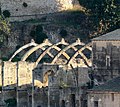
[1,0,77,21]
[92,40,120,82]
[32,65,90,107]
[0,61,35,107]
[3,62,17,88]
[0,61,90,107]
[0,61,35,88]
[88,92,120,107]
[17,61,34,87]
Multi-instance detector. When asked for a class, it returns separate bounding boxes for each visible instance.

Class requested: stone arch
[34,69,54,88]
[42,69,54,87]
[51,38,85,64]
[21,39,52,61]
[35,39,70,66]
[68,43,92,67]
[8,38,92,68]
[9,41,38,61]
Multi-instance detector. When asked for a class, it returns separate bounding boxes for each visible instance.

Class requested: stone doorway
[70,94,75,107]
[61,100,65,107]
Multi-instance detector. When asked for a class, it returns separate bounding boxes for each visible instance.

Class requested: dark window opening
[94,101,98,107]
[61,100,65,107]
[106,56,110,67]
[111,93,114,101]
[71,94,75,107]
[81,100,87,107]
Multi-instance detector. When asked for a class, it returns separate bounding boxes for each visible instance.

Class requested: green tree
[79,0,120,33]
[0,13,10,44]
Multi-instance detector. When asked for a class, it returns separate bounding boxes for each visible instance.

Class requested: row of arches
[9,38,92,68]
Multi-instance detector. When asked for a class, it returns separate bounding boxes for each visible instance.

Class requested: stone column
[98,99,102,107]
[66,100,70,107]
[1,62,5,106]
[32,70,34,107]
[88,95,94,107]
[16,62,19,107]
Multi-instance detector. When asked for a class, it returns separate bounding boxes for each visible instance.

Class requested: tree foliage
[0,14,10,44]
[30,25,48,44]
[79,0,120,33]
[5,98,17,107]
[0,16,10,34]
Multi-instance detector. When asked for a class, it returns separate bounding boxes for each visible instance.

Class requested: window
[111,93,114,101]
[61,100,65,107]
[94,101,98,107]
[71,94,75,107]
[106,55,110,67]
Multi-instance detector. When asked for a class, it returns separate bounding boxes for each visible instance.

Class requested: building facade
[88,77,120,107]
[88,29,120,107]
[0,38,91,107]
[92,29,120,83]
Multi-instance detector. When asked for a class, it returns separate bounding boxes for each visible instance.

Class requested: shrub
[5,98,17,107]
[36,32,48,44]
[3,10,11,18]
[36,25,43,32]
[23,2,28,7]
[59,29,67,37]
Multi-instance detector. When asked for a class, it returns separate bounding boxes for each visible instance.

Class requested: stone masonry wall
[92,40,120,82]
[1,0,78,21]
[88,92,120,107]
[18,61,34,87]
[0,61,35,88]
[3,62,17,88]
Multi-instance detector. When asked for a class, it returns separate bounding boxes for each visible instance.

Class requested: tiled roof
[90,77,120,92]
[92,29,120,41]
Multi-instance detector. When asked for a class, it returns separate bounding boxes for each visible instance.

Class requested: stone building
[1,28,120,107]
[92,29,120,83]
[88,77,120,107]
[0,38,92,107]
[87,29,120,107]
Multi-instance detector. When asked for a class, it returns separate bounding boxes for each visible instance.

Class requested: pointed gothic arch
[68,43,92,67]
[51,38,85,64]
[35,39,70,66]
[9,41,38,61]
[8,38,92,68]
[21,39,52,61]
